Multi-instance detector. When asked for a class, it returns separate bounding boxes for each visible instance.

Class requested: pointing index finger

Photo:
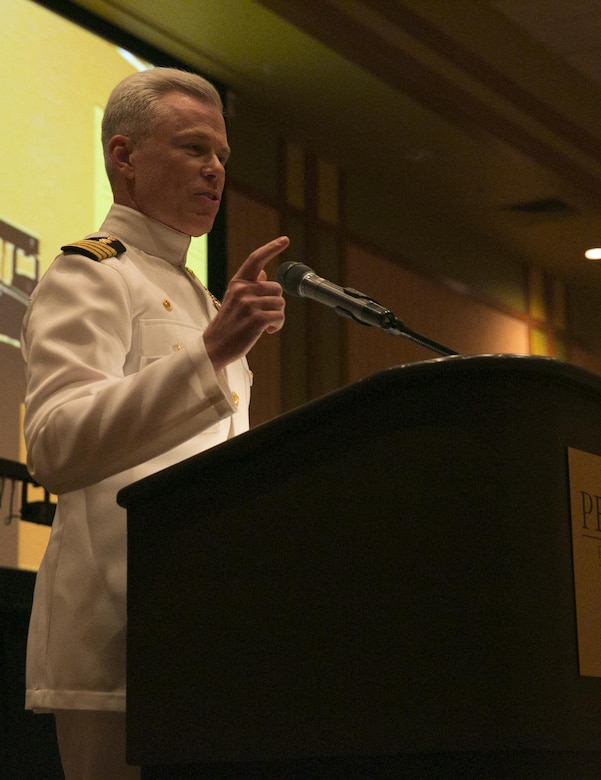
[232,236,290,282]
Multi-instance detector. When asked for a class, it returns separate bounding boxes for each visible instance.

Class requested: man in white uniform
[21,67,289,778]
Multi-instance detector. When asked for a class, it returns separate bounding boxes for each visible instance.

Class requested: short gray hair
[102,67,223,180]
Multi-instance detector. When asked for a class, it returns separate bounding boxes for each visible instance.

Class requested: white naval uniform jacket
[22,204,251,712]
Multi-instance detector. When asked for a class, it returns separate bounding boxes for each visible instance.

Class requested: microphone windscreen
[276,261,313,295]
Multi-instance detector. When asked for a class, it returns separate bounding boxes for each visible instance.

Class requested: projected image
[0,221,38,348]
[1,0,208,462]
[1,0,223,570]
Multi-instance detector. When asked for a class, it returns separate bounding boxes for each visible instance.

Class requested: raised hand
[203,236,290,372]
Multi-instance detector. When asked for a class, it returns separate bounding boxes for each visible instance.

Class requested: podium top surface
[117,353,601,508]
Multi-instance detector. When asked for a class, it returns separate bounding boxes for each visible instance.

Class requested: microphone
[276,260,459,356]
[276,261,395,330]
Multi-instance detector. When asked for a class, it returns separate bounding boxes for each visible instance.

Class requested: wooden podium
[118,355,601,778]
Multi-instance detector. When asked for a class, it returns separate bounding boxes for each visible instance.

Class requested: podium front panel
[120,356,601,768]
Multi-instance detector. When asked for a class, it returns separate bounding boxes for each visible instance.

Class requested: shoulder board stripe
[61,235,126,261]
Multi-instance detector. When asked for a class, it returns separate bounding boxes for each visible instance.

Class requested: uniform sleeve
[21,255,236,494]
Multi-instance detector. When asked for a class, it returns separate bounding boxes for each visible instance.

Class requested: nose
[202,154,225,178]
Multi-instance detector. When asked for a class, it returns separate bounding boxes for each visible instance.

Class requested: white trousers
[54,710,141,780]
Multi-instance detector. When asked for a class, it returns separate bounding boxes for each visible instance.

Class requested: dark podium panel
[119,355,601,777]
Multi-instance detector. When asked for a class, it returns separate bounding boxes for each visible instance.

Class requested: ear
[108,135,135,179]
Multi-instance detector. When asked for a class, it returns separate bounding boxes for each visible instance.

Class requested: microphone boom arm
[336,287,458,357]
[385,314,458,356]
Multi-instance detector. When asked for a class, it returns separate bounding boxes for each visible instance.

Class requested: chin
[188,215,216,238]
[188,228,211,238]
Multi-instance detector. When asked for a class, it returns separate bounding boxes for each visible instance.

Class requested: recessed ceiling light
[585,248,601,260]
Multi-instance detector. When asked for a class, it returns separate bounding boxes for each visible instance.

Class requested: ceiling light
[585,248,601,260]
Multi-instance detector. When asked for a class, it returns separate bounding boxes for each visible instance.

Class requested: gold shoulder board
[61,235,126,261]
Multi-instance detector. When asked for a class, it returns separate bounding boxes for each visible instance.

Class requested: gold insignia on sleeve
[61,235,126,261]
[162,299,173,311]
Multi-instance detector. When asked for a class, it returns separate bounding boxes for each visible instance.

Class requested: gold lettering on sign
[568,447,601,677]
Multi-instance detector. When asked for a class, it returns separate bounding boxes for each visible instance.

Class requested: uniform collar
[98,204,192,268]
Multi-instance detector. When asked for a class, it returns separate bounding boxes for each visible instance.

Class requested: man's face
[126,91,230,237]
